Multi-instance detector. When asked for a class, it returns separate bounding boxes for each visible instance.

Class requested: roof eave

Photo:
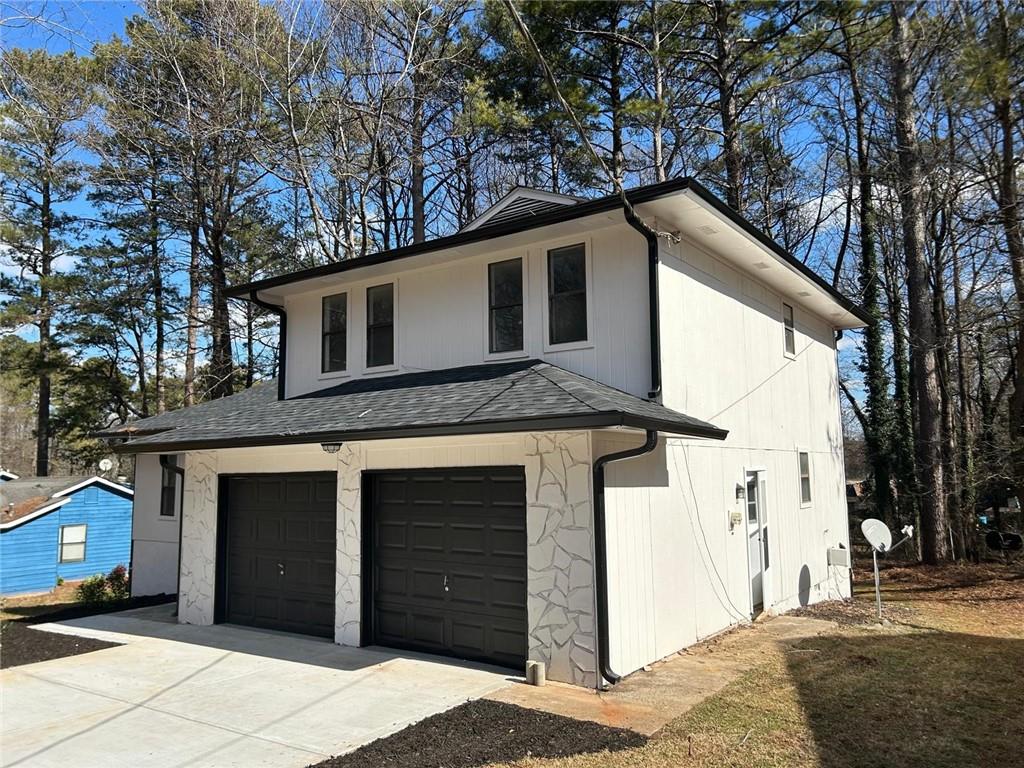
[113,411,728,455]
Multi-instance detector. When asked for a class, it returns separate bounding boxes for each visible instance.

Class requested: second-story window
[322,293,347,373]
[783,303,795,356]
[489,258,524,353]
[548,243,587,345]
[367,283,395,367]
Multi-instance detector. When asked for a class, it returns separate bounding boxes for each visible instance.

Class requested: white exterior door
[746,470,768,614]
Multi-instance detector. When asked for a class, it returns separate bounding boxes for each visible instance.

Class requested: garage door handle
[443,574,449,592]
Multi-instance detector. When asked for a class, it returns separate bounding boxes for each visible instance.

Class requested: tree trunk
[150,167,165,414]
[649,0,666,182]
[845,27,895,524]
[714,1,743,212]
[208,233,233,399]
[184,221,201,407]
[890,3,949,563]
[36,174,52,477]
[992,1,1024,505]
[411,72,426,244]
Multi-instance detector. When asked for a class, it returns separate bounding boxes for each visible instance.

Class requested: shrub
[56,576,64,586]
[77,575,110,604]
[106,564,129,600]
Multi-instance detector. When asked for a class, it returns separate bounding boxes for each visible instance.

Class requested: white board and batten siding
[282,223,652,400]
[599,234,851,678]
[131,453,181,596]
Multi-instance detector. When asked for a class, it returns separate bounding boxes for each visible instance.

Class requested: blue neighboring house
[0,475,134,595]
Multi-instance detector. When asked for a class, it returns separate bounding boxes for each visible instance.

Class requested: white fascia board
[52,476,135,498]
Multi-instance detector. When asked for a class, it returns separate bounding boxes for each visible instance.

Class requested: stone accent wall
[178,451,219,625]
[524,432,597,688]
[172,434,599,688]
[335,442,365,646]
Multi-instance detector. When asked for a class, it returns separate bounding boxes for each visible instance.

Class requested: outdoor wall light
[321,442,343,454]
[735,483,745,501]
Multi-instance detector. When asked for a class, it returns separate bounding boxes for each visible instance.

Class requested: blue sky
[2,1,140,53]
[1,1,867,421]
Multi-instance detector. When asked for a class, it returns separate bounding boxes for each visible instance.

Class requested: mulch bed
[0,593,174,669]
[17,593,174,625]
[0,621,120,669]
[308,698,646,768]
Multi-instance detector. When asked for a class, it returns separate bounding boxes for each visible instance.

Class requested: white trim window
[547,243,588,345]
[488,257,525,354]
[783,303,796,356]
[59,524,87,563]
[798,451,812,505]
[321,292,348,374]
[366,283,395,368]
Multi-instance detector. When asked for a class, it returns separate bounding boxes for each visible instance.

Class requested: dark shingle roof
[111,361,726,452]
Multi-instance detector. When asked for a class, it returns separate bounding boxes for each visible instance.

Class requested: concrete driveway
[0,605,514,768]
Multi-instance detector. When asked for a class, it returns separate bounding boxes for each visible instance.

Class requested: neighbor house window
[489,258,524,353]
[322,293,348,373]
[548,243,587,345]
[799,451,812,504]
[366,283,395,367]
[160,455,177,517]
[59,524,87,563]
[783,303,795,355]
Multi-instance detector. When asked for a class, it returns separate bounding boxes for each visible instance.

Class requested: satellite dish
[99,458,114,472]
[861,518,892,553]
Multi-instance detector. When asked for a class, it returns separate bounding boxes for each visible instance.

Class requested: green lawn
[496,563,1024,768]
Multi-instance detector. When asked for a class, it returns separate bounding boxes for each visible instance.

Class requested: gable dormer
[461,187,582,231]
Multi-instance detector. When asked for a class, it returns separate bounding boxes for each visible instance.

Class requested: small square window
[59,524,87,563]
[799,451,812,504]
[366,283,394,368]
[322,293,347,373]
[489,258,524,353]
[548,244,587,345]
[783,303,795,355]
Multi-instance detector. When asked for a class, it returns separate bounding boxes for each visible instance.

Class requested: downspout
[160,454,186,617]
[623,205,662,402]
[249,290,287,401]
[592,428,659,687]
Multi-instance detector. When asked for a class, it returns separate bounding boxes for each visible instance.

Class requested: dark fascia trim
[682,180,872,325]
[225,177,868,326]
[113,411,728,454]
[249,291,287,401]
[225,179,693,298]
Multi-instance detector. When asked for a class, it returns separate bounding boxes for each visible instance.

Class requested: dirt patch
[790,597,916,626]
[307,699,646,768]
[0,621,120,669]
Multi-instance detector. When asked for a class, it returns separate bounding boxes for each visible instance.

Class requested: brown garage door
[222,473,336,637]
[368,468,527,669]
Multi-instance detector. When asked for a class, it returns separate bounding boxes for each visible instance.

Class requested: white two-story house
[111,178,866,689]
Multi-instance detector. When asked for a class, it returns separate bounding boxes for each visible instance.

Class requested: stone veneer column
[524,432,597,688]
[335,442,365,646]
[178,450,219,625]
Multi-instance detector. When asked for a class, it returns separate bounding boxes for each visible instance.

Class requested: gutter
[592,429,660,687]
[112,412,729,454]
[250,291,287,401]
[160,454,186,617]
[622,204,662,402]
